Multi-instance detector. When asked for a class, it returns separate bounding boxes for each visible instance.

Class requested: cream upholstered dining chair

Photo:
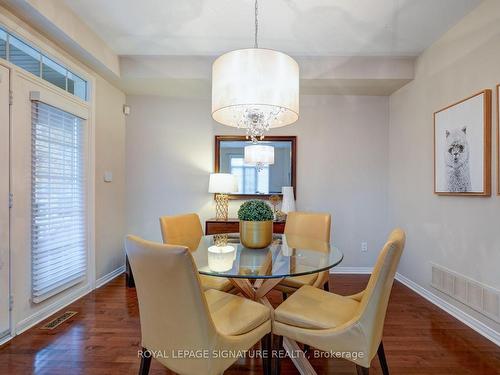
[272,228,406,375]
[160,213,234,293]
[273,211,332,297]
[125,235,272,375]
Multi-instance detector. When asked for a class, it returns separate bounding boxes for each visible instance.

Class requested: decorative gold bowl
[239,220,273,249]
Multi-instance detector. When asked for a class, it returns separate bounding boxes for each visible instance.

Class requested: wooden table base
[228,278,319,375]
[229,277,284,321]
[283,337,317,375]
[229,277,284,302]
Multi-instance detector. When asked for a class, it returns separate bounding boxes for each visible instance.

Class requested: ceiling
[63,0,482,57]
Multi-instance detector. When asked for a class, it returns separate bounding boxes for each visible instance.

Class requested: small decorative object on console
[281,186,296,213]
[275,210,287,222]
[268,194,281,219]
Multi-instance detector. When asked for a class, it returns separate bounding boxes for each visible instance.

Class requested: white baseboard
[6,265,126,344]
[95,265,125,289]
[15,283,92,335]
[0,333,12,346]
[395,272,500,347]
[330,266,373,274]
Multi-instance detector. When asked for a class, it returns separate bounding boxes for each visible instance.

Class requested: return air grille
[431,264,500,323]
[40,311,78,330]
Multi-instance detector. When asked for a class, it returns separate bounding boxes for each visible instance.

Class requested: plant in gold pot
[238,200,274,249]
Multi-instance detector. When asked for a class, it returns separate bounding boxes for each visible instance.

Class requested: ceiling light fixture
[212,0,299,142]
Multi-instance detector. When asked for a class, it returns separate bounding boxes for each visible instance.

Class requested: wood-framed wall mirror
[215,135,297,199]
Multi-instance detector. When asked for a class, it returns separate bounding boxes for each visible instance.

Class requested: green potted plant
[238,200,274,249]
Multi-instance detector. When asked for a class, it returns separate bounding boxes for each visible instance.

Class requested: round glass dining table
[189,233,343,307]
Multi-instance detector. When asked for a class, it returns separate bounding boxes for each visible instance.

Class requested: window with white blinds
[31,101,86,303]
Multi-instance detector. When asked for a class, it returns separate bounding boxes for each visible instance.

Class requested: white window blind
[31,101,86,303]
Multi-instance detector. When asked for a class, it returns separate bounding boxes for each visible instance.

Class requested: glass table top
[189,233,343,279]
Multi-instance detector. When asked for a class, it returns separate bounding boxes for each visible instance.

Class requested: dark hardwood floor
[0,274,498,375]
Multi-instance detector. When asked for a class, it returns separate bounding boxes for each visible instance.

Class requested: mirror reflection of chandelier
[211,0,299,142]
[244,144,274,171]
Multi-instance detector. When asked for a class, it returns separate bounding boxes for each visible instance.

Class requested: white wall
[126,94,389,267]
[94,76,126,280]
[389,0,500,333]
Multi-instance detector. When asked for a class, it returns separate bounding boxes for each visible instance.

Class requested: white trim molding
[8,265,125,344]
[95,266,125,289]
[330,267,373,274]
[0,333,13,346]
[395,272,500,347]
[14,284,92,336]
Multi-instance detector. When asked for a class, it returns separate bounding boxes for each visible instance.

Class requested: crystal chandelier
[212,0,299,142]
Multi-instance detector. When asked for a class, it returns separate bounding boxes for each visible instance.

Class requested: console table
[205,218,285,235]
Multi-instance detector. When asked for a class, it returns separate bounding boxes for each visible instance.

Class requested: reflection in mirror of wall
[216,136,296,197]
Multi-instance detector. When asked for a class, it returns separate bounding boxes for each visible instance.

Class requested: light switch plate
[104,171,113,183]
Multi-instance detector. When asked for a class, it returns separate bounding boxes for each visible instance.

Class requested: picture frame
[434,89,491,196]
[497,84,500,195]
[214,135,297,200]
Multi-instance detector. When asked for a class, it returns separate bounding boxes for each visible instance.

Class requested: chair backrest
[356,228,406,359]
[125,235,217,359]
[284,211,331,242]
[160,213,203,251]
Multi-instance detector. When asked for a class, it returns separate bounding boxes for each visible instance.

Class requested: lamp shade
[209,173,238,193]
[208,245,236,272]
[212,48,299,128]
[244,145,274,165]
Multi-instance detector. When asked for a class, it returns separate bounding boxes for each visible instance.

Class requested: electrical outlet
[361,242,368,252]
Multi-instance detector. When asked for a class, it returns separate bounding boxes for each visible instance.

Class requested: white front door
[0,64,10,339]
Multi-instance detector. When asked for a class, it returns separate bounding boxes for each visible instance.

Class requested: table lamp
[209,173,238,220]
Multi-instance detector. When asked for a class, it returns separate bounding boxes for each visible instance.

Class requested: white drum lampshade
[208,173,238,194]
[244,144,274,165]
[212,49,299,140]
[208,245,236,272]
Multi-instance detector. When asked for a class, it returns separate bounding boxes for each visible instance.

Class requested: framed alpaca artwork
[434,89,491,196]
[497,84,500,195]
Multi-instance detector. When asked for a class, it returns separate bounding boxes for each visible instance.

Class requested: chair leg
[377,341,389,375]
[323,281,329,292]
[261,333,272,375]
[356,365,369,375]
[126,256,135,288]
[282,292,287,301]
[139,348,152,375]
[272,335,283,375]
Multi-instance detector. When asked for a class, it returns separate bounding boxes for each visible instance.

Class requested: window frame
[0,24,89,101]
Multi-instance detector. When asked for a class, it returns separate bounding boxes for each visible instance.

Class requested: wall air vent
[431,263,499,323]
